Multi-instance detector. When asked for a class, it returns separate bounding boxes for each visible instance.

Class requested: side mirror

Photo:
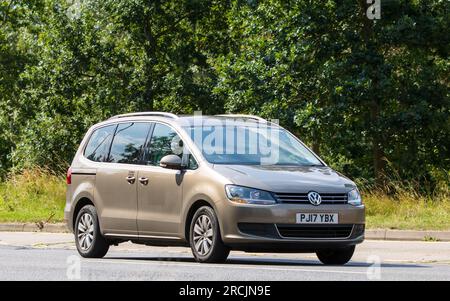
[160,155,182,170]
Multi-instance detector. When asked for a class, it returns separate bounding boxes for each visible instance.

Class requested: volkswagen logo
[308,191,322,206]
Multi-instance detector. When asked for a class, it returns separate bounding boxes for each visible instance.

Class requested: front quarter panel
[180,164,231,240]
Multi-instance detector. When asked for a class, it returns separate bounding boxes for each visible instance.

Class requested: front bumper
[218,202,365,252]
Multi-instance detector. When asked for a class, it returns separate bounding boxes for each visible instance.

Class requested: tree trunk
[142,1,161,112]
[370,100,385,185]
[311,132,320,156]
[358,0,385,185]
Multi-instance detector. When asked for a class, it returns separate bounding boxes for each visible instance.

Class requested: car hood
[213,164,356,193]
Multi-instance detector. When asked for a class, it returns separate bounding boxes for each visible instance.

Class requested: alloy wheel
[77,213,94,251]
[193,215,213,256]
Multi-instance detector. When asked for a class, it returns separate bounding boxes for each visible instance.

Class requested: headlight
[348,188,362,206]
[225,185,276,205]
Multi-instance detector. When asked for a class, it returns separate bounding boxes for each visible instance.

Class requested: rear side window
[108,122,151,164]
[84,125,116,162]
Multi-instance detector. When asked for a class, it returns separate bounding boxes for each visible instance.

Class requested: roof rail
[214,114,267,122]
[109,112,178,120]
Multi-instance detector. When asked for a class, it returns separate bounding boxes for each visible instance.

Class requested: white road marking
[84,258,368,275]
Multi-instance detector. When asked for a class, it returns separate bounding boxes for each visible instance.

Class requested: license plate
[296,213,338,224]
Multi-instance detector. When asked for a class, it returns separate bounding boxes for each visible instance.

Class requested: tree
[213,0,449,187]
[10,0,230,169]
[0,0,448,192]
[0,0,44,174]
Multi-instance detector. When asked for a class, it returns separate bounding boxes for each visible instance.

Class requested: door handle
[126,176,136,184]
[138,177,149,185]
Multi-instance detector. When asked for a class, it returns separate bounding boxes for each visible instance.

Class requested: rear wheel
[190,206,230,263]
[316,246,355,265]
[75,205,109,258]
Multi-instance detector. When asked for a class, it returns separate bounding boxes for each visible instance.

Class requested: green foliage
[212,0,449,189]
[0,0,448,191]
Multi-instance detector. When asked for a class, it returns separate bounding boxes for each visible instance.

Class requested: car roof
[104,112,279,127]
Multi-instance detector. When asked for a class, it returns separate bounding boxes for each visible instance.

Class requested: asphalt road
[0,232,449,281]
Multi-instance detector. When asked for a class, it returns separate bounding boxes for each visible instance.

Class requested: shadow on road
[104,255,428,269]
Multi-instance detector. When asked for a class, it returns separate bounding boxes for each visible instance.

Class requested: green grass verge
[364,191,450,230]
[0,169,449,230]
[0,169,65,223]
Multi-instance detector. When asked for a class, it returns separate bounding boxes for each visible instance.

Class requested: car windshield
[182,124,323,166]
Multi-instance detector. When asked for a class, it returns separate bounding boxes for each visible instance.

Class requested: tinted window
[108,122,150,164]
[84,125,116,162]
[145,124,183,166]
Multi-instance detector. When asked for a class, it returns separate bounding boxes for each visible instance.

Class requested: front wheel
[75,205,109,258]
[190,206,230,263]
[316,246,355,265]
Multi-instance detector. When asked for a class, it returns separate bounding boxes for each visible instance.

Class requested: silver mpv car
[65,112,365,264]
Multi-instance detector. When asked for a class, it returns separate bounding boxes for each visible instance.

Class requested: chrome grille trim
[274,192,348,204]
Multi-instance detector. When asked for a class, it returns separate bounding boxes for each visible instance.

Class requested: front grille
[274,192,348,204]
[276,224,353,238]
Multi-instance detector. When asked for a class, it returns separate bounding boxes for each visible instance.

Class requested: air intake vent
[277,224,353,239]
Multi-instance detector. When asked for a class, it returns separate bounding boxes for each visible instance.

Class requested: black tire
[189,206,230,263]
[316,245,355,265]
[74,205,109,258]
